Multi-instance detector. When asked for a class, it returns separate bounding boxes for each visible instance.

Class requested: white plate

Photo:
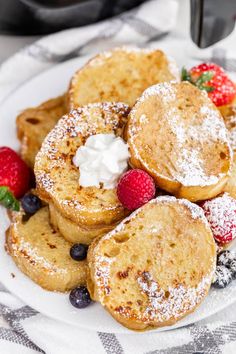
[0,56,236,334]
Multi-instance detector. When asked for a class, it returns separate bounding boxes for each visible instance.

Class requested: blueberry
[69,286,91,309]
[229,259,236,279]
[212,265,232,289]
[70,243,88,261]
[21,193,42,215]
[217,250,236,267]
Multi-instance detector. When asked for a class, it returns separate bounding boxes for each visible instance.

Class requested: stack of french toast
[5,47,236,331]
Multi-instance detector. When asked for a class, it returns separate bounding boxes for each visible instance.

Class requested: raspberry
[0,147,30,198]
[117,169,156,210]
[200,194,236,244]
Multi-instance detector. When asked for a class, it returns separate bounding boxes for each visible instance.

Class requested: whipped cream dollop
[73,133,130,189]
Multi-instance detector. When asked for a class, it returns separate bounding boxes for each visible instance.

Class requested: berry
[200,194,236,244]
[229,259,236,279]
[217,250,236,267]
[0,147,30,198]
[217,250,236,279]
[69,286,91,308]
[21,193,42,215]
[182,63,236,106]
[117,169,156,211]
[70,244,88,261]
[212,265,232,289]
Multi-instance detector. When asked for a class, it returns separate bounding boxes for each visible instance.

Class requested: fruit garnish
[212,265,232,289]
[117,169,156,211]
[70,243,88,261]
[217,250,236,279]
[0,147,30,198]
[21,193,42,215]
[200,194,236,244]
[181,67,214,92]
[0,186,19,211]
[217,250,236,267]
[230,260,236,279]
[181,63,236,106]
[69,286,91,308]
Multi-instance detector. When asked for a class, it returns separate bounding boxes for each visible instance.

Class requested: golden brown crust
[221,97,236,197]
[87,196,216,331]
[223,155,236,198]
[16,95,67,168]
[6,207,87,292]
[220,97,236,152]
[218,96,236,124]
[49,203,118,245]
[126,81,232,202]
[68,47,179,109]
[35,102,130,227]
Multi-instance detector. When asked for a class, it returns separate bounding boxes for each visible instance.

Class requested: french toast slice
[17,95,67,168]
[87,196,216,331]
[6,207,87,292]
[49,203,116,245]
[221,98,236,197]
[35,102,130,235]
[221,98,236,152]
[126,81,232,202]
[218,96,236,124]
[224,155,236,198]
[68,47,179,109]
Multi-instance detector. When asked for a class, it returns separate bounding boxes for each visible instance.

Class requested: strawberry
[182,63,236,106]
[0,147,30,202]
[200,194,236,244]
[117,169,156,211]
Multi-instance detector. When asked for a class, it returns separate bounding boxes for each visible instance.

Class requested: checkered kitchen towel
[1,0,236,353]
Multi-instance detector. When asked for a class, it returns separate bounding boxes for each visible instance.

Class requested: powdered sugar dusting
[92,195,215,325]
[229,129,236,151]
[87,50,113,67]
[11,217,67,275]
[35,102,130,217]
[61,198,119,213]
[200,106,229,142]
[154,195,210,227]
[136,270,213,323]
[95,256,113,297]
[224,113,236,151]
[128,82,232,187]
[139,82,177,104]
[140,114,149,124]
[13,238,67,274]
[98,196,210,242]
[175,148,222,186]
[36,102,129,163]
[36,172,54,191]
